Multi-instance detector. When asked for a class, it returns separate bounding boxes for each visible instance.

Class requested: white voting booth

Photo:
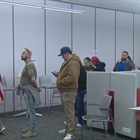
[124,70,140,87]
[111,72,137,138]
[87,71,139,138]
[87,72,111,129]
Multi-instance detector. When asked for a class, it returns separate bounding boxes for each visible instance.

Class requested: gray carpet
[0,106,134,140]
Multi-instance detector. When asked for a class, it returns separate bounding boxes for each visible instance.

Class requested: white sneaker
[64,121,67,125]
[0,127,6,133]
[63,134,75,140]
[58,129,67,135]
[76,123,82,128]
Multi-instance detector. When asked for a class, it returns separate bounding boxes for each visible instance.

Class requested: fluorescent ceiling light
[44,6,84,13]
[0,0,43,9]
[0,0,85,13]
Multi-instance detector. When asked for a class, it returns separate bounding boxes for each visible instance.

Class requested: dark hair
[84,57,91,62]
[128,55,134,64]
[122,51,128,55]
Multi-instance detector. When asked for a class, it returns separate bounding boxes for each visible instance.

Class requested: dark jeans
[75,90,86,125]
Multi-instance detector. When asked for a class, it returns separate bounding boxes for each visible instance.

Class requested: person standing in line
[20,48,41,138]
[52,46,80,140]
[113,51,135,71]
[75,61,87,128]
[83,57,94,71]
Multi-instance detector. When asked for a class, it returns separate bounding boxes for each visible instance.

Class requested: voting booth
[87,72,111,130]
[124,71,140,138]
[87,71,139,138]
[111,72,137,138]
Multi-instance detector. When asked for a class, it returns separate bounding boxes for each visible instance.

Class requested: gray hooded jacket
[113,59,135,71]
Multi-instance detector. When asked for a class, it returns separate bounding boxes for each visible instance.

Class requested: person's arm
[30,75,41,92]
[61,62,79,86]
[129,63,135,71]
[26,65,42,92]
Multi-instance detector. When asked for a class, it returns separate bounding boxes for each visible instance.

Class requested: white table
[129,107,140,110]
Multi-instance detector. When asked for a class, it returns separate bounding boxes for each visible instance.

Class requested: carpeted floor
[0,106,135,140]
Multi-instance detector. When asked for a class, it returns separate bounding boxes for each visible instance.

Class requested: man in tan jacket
[52,46,80,140]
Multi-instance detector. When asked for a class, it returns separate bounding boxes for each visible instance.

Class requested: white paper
[129,107,140,110]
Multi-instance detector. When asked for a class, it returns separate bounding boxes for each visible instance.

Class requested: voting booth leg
[108,91,114,130]
[137,88,140,139]
[13,111,43,118]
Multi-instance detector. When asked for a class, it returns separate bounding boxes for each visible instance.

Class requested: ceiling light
[0,0,85,13]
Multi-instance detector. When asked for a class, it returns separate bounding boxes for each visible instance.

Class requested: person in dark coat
[91,56,106,71]
[75,61,87,127]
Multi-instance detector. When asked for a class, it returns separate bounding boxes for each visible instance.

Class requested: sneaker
[63,134,75,140]
[22,131,37,138]
[0,127,6,133]
[58,129,67,135]
[64,121,67,125]
[22,128,29,134]
[76,123,82,128]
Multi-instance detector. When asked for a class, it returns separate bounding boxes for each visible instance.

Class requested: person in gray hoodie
[113,51,135,71]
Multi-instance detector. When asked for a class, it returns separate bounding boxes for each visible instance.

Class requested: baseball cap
[58,46,72,56]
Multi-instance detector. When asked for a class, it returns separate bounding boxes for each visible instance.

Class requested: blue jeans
[24,89,36,132]
[75,90,86,125]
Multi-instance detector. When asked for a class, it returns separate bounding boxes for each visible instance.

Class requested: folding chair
[81,94,117,140]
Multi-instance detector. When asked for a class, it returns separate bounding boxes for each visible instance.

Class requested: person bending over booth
[91,56,106,71]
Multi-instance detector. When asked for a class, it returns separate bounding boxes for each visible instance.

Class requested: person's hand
[52,71,58,77]
[37,86,42,92]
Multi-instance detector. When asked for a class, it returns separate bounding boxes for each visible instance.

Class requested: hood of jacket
[68,54,80,63]
[62,54,80,67]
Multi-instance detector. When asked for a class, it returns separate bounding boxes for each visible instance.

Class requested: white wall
[0,4,13,112]
[14,0,45,109]
[116,11,133,61]
[73,5,95,61]
[46,1,71,83]
[0,0,140,112]
[134,14,140,67]
[96,8,115,72]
